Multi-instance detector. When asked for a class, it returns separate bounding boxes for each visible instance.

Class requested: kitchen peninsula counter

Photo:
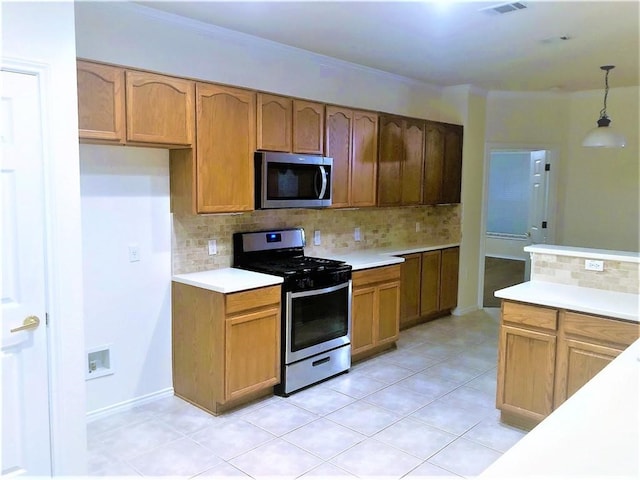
[481,337,640,479]
[495,281,639,322]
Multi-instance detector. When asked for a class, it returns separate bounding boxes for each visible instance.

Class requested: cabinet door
[400,253,422,328]
[377,281,401,345]
[325,106,352,208]
[257,93,292,152]
[351,110,378,207]
[420,251,441,316]
[225,307,280,401]
[554,338,621,407]
[196,83,256,213]
[496,324,556,423]
[351,286,376,355]
[439,247,459,312]
[401,119,425,205]
[77,61,125,142]
[423,122,445,205]
[442,125,463,204]
[125,71,194,146]
[377,115,403,206]
[293,100,324,154]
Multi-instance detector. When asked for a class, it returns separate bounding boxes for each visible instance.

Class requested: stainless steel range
[233,228,352,396]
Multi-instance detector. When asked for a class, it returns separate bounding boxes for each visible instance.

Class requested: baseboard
[86,387,174,423]
[452,305,480,316]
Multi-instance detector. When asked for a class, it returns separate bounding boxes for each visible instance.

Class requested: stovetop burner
[233,228,352,291]
[246,255,346,275]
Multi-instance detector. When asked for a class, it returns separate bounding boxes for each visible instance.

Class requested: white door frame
[478,142,559,308]
[2,57,87,475]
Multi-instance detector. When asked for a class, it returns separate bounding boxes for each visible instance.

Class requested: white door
[528,150,549,245]
[1,69,52,476]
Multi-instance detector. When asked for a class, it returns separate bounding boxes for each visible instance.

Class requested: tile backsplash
[531,253,639,294]
[172,205,461,274]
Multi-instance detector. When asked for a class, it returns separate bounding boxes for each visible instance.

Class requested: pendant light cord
[600,67,611,120]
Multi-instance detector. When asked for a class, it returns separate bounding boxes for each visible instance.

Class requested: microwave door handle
[317,165,327,199]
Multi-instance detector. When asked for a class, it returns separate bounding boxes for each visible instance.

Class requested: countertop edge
[525,244,640,263]
[495,281,639,322]
[172,268,283,294]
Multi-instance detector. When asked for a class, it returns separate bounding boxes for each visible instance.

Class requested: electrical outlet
[415,222,421,233]
[208,239,217,255]
[585,259,604,271]
[314,230,321,246]
[128,244,140,262]
[354,227,361,242]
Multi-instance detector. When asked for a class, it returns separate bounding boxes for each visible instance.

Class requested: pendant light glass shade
[582,124,627,148]
[582,65,627,148]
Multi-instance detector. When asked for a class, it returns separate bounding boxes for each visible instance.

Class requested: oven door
[285,281,351,364]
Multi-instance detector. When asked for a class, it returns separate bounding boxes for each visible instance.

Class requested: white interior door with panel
[1,69,52,477]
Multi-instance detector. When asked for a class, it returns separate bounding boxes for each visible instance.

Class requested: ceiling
[136,1,639,92]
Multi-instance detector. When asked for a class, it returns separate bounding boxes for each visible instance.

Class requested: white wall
[563,87,639,251]
[2,1,86,475]
[80,145,172,414]
[73,2,448,120]
[485,88,639,252]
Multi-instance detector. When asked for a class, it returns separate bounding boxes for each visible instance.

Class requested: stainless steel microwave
[255,152,333,209]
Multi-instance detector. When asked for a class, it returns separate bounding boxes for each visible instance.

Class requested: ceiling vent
[481,2,528,15]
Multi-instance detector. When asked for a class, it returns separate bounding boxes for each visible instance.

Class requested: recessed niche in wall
[86,345,114,380]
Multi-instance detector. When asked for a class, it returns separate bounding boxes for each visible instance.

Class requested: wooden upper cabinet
[77,60,125,142]
[293,100,324,154]
[195,83,256,213]
[257,95,324,154]
[378,115,425,207]
[351,110,378,207]
[325,106,352,208]
[401,119,425,205]
[257,93,292,152]
[377,115,404,206]
[423,122,445,204]
[424,121,463,205]
[325,107,378,208]
[442,124,463,204]
[125,70,194,146]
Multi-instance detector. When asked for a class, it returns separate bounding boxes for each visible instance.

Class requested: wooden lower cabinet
[400,247,459,329]
[351,265,401,360]
[172,282,281,414]
[496,324,557,428]
[497,300,639,430]
[553,310,639,408]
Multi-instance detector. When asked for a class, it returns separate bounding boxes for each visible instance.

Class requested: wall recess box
[86,345,114,380]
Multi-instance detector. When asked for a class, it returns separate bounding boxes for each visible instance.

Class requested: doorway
[481,148,554,307]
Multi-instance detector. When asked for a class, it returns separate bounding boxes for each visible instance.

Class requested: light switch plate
[354,227,361,242]
[208,239,217,255]
[314,230,321,246]
[128,244,140,262]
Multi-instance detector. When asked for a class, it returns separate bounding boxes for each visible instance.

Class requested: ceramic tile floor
[87,308,528,478]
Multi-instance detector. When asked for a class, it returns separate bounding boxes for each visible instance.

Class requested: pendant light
[582,65,626,148]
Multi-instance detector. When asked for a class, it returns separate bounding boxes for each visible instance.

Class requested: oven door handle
[314,165,327,200]
[288,281,351,299]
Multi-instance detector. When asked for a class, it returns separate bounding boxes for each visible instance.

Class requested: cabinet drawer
[562,311,639,347]
[352,265,401,287]
[226,286,281,315]
[502,301,558,331]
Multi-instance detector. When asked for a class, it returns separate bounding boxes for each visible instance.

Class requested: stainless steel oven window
[284,281,351,364]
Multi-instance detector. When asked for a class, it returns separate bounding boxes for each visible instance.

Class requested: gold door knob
[10,315,41,333]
